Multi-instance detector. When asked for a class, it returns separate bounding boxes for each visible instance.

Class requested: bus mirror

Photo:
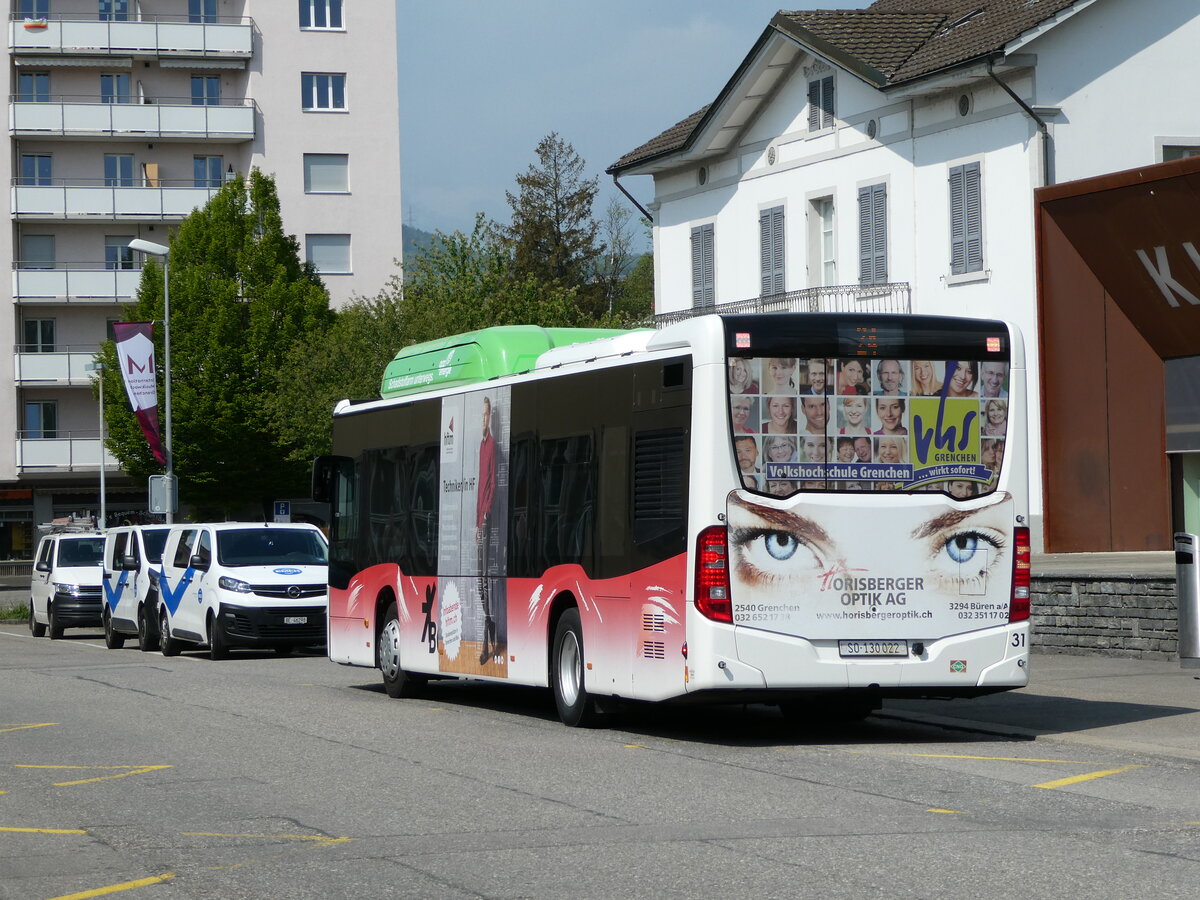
[312,455,347,503]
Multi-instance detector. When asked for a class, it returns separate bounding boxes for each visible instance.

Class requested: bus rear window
[727,325,1010,498]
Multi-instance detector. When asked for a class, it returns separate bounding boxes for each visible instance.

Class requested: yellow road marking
[0,825,88,834]
[883,753,1098,763]
[1033,765,1144,790]
[182,831,354,848]
[624,744,648,749]
[46,873,173,899]
[927,808,966,814]
[14,764,172,786]
[0,723,57,734]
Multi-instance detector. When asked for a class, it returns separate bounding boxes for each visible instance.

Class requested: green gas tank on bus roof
[379,325,636,399]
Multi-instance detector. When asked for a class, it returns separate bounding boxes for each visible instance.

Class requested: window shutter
[691,224,714,308]
[808,79,821,132]
[964,162,983,273]
[949,165,966,275]
[858,184,887,286]
[822,76,835,129]
[759,206,785,297]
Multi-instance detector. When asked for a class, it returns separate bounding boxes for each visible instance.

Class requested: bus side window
[408,443,439,576]
[507,434,538,579]
[539,434,595,573]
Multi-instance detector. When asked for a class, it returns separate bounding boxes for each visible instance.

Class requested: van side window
[37,539,53,568]
[110,532,128,567]
[195,531,212,567]
[173,530,198,568]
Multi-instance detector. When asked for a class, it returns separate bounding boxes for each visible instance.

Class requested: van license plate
[284,616,307,625]
[838,640,907,657]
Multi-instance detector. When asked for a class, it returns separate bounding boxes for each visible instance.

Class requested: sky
[395,1,867,240]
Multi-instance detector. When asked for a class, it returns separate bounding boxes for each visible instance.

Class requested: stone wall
[1031,576,1179,658]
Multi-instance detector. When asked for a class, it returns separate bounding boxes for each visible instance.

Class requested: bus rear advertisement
[314,313,1029,725]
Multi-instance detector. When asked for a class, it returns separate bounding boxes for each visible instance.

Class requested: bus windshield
[725,315,1011,499]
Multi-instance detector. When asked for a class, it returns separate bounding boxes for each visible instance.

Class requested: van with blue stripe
[101,525,171,651]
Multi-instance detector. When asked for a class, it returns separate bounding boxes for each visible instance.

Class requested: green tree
[502,133,603,309]
[100,170,333,519]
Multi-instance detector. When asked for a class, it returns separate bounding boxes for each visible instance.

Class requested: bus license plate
[838,640,908,658]
[284,616,308,625]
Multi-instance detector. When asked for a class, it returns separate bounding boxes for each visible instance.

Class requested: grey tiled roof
[610,0,1084,172]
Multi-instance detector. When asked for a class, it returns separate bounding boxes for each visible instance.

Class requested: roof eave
[768,12,890,89]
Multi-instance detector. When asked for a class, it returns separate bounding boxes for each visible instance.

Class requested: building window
[690,224,715,309]
[189,0,217,23]
[24,401,58,440]
[21,235,55,269]
[306,234,351,273]
[759,206,785,297]
[300,0,344,30]
[18,1,50,16]
[99,0,129,22]
[302,73,346,111]
[104,154,134,187]
[194,156,223,188]
[809,196,836,287]
[303,154,349,193]
[105,235,135,270]
[23,319,55,353]
[17,72,50,103]
[949,162,983,275]
[191,75,220,106]
[808,75,835,132]
[1163,146,1200,162]
[20,154,52,186]
[858,183,887,286]
[100,73,131,104]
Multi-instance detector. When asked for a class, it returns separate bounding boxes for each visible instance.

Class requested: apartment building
[2,1,401,556]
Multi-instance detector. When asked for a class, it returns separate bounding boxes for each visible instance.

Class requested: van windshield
[58,537,104,566]
[216,529,328,567]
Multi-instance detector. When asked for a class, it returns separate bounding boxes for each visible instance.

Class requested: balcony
[12,178,223,221]
[13,263,142,303]
[14,345,103,385]
[9,15,252,59]
[655,283,913,326]
[16,431,122,473]
[11,96,256,141]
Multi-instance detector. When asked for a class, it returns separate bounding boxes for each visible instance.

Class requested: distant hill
[402,224,435,261]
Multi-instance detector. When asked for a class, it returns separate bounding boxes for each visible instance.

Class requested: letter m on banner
[112,322,166,466]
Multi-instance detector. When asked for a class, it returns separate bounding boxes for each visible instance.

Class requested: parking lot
[2,623,1198,899]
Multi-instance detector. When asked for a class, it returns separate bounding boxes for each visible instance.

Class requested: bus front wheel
[378,602,422,698]
[552,608,598,727]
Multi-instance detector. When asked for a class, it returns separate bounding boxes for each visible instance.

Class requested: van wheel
[48,603,64,640]
[137,603,159,652]
[378,602,422,698]
[29,603,46,638]
[551,608,598,727]
[103,609,125,649]
[207,614,229,660]
[159,609,181,657]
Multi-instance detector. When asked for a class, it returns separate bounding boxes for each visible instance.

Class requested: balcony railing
[14,344,103,384]
[13,262,141,302]
[12,178,223,220]
[16,431,122,472]
[10,96,256,140]
[10,15,252,57]
[655,283,913,326]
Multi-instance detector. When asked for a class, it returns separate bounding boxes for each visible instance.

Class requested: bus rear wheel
[552,608,598,727]
[378,602,422,698]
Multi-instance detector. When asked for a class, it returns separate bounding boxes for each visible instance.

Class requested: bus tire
[159,609,181,658]
[48,603,64,640]
[29,603,46,638]
[207,613,229,660]
[552,608,598,727]
[378,601,422,698]
[137,602,159,652]
[103,608,125,649]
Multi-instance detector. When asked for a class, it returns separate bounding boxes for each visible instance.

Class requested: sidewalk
[884,651,1200,762]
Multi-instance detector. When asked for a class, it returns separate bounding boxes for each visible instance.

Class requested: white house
[607,0,1200,551]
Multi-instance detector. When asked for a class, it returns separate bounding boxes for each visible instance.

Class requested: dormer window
[808,76,835,132]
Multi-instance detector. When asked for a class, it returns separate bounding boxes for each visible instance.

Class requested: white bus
[313,313,1030,725]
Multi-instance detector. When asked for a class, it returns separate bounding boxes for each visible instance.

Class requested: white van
[156,522,328,659]
[101,525,172,651]
[29,530,106,639]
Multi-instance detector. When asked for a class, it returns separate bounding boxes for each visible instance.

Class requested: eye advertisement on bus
[438,386,511,676]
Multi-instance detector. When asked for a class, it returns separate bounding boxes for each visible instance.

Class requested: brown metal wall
[1037,211,1171,551]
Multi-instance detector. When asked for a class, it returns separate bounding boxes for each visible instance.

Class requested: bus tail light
[696,525,733,624]
[1009,525,1031,622]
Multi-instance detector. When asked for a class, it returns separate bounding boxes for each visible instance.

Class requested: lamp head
[128,238,169,257]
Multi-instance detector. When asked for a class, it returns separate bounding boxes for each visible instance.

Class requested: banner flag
[112,322,166,466]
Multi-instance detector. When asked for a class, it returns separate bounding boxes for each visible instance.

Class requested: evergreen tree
[99,171,333,519]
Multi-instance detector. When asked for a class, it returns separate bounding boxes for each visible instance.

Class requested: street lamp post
[128,238,173,523]
[84,361,106,529]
